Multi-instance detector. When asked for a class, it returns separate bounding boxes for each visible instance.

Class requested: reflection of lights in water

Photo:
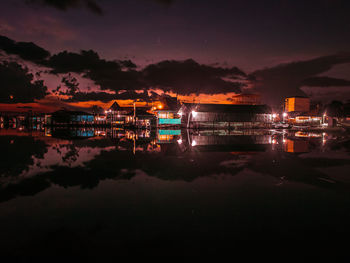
[191,140,197,146]
[177,138,183,144]
[191,111,197,118]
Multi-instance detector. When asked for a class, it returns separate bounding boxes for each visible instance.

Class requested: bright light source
[153,107,157,111]
[272,114,277,118]
[158,104,163,109]
[191,111,197,117]
[283,112,288,117]
[177,139,183,144]
[178,111,183,116]
[105,110,108,114]
[191,140,197,146]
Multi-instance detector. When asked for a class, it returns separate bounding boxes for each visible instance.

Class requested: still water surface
[1,128,350,258]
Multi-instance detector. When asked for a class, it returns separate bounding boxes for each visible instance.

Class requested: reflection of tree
[2,133,350,204]
[0,136,48,177]
[61,144,80,165]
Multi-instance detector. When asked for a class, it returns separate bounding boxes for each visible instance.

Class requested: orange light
[158,104,163,109]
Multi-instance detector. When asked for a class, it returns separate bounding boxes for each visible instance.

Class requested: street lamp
[283,112,288,122]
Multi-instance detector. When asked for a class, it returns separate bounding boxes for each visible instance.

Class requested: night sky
[1,0,350,111]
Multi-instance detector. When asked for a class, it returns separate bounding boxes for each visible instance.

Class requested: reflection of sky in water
[1,128,350,257]
[0,128,349,190]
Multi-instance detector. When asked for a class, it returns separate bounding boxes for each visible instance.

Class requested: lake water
[1,128,350,259]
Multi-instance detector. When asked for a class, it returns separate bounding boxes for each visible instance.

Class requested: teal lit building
[154,97,182,127]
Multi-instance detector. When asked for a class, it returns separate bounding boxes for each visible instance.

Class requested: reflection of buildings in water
[108,128,125,139]
[186,133,272,153]
[157,129,181,144]
[49,128,95,139]
[284,139,309,153]
[95,130,107,137]
[294,131,323,138]
[283,131,328,153]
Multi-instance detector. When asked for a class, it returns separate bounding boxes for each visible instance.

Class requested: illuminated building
[285,96,310,113]
[154,97,182,126]
[125,109,155,128]
[106,101,128,125]
[181,103,273,129]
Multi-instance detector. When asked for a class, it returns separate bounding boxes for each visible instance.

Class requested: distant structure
[231,94,261,105]
[180,103,273,129]
[283,96,323,125]
[49,110,94,126]
[106,101,128,125]
[285,96,310,113]
[125,109,155,128]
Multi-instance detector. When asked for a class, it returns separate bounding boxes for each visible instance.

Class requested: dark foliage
[0,61,48,103]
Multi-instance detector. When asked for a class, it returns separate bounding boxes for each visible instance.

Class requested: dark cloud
[25,0,103,15]
[47,50,117,73]
[0,35,248,103]
[48,52,247,95]
[302,76,350,87]
[46,50,142,91]
[0,61,48,103]
[0,35,50,63]
[24,0,174,14]
[64,90,161,103]
[249,53,350,105]
[64,91,119,102]
[142,59,246,95]
[151,0,175,6]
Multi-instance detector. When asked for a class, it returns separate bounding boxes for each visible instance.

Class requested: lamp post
[187,110,197,129]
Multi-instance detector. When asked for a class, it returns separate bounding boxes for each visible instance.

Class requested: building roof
[285,96,310,99]
[109,101,122,111]
[182,103,272,114]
